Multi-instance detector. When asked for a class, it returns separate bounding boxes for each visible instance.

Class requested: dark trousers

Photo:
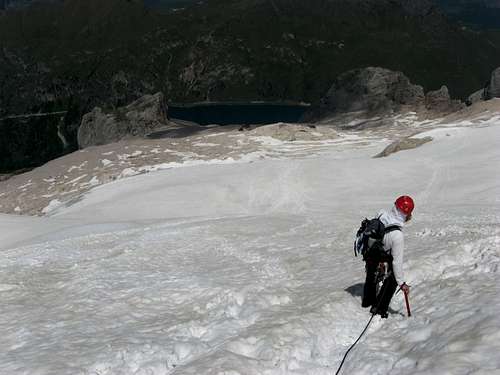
[362,253,398,314]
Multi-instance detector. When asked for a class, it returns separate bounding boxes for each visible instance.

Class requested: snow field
[1,121,500,374]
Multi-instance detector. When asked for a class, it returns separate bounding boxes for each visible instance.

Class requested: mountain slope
[1,0,500,173]
[1,114,499,374]
[2,0,499,108]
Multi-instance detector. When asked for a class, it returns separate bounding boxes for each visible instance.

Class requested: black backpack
[354,217,400,260]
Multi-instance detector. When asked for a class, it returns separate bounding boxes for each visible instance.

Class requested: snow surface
[1,122,500,374]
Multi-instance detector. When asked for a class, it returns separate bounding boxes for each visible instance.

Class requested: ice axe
[397,284,412,317]
[403,287,411,317]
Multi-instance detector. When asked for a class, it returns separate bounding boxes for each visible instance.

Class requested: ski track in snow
[1,122,500,374]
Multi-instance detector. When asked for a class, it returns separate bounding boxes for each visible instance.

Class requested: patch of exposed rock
[467,89,486,106]
[329,113,396,130]
[77,93,169,148]
[425,86,464,113]
[374,136,433,158]
[311,68,465,125]
[441,97,500,124]
[320,67,425,114]
[467,67,500,105]
[485,67,500,100]
[247,123,337,142]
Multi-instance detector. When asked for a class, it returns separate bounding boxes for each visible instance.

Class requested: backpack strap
[384,225,401,234]
[383,225,401,256]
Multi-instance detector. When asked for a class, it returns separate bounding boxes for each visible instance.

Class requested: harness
[365,224,401,263]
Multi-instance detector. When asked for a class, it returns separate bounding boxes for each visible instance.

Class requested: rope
[335,265,391,374]
[334,313,375,375]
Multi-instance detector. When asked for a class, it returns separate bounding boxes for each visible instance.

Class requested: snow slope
[1,121,499,374]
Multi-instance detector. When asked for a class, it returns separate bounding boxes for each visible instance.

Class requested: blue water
[168,102,310,126]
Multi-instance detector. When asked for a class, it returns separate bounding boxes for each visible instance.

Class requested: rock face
[78,93,168,149]
[321,67,425,114]
[485,67,500,100]
[425,86,464,113]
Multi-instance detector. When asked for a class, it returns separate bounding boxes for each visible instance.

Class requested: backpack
[354,217,400,260]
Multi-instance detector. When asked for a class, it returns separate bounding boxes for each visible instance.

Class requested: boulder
[485,67,500,100]
[466,88,485,106]
[425,85,463,113]
[78,93,168,149]
[321,67,425,114]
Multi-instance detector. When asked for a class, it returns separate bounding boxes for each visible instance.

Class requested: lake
[168,102,311,126]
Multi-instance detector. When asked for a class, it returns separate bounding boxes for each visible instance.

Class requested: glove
[400,283,410,295]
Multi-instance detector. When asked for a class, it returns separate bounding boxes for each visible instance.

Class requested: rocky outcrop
[425,86,464,113]
[467,89,486,106]
[77,93,168,149]
[247,123,337,142]
[320,67,425,114]
[485,67,500,100]
[466,67,500,105]
[314,69,465,122]
[374,136,433,158]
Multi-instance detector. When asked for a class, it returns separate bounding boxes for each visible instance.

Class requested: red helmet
[395,195,415,216]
